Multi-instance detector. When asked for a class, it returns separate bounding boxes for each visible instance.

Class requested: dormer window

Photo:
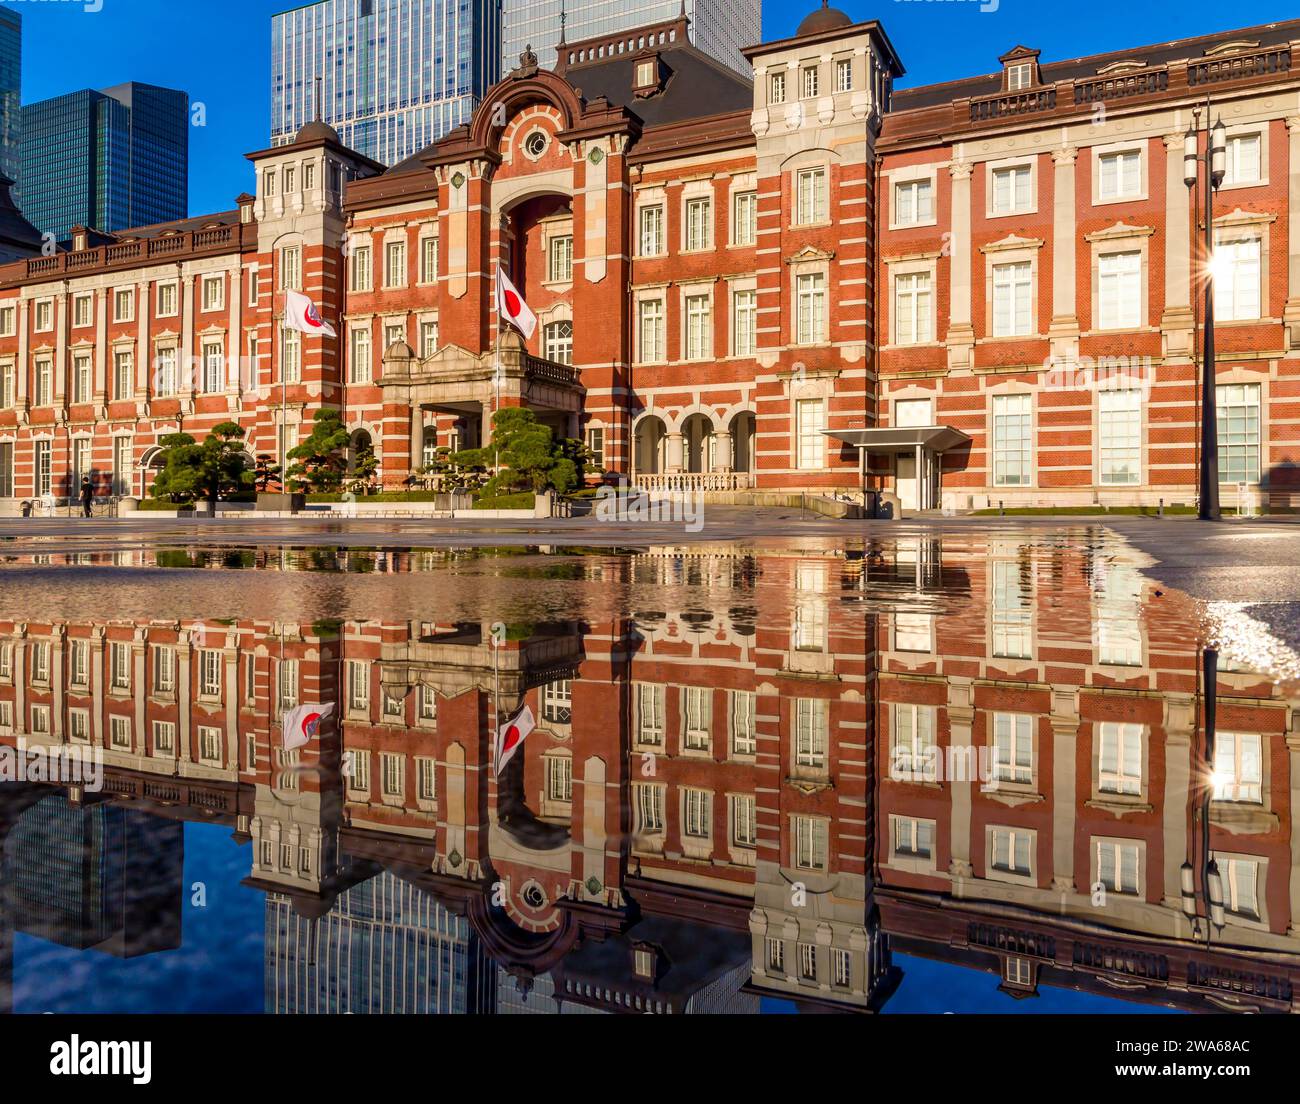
[636,59,654,87]
[633,54,664,96]
[1000,46,1041,92]
[1007,63,1032,90]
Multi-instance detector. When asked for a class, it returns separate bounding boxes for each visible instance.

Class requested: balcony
[633,471,754,493]
[524,352,578,387]
[8,224,238,286]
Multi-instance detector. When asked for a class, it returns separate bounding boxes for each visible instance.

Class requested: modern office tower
[0,8,21,187]
[502,0,761,76]
[270,0,502,167]
[18,82,189,240]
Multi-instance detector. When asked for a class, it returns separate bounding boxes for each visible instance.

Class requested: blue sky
[10,0,1293,218]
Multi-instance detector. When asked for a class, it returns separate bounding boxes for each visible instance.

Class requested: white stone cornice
[1083,221,1155,243]
[980,233,1045,254]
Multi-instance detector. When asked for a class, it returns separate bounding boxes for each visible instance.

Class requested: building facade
[0,9,21,189]
[270,0,502,168]
[501,0,761,78]
[19,83,189,241]
[1,7,1299,511]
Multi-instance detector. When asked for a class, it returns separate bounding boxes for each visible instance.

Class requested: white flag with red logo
[281,702,334,751]
[282,288,337,338]
[494,703,535,775]
[495,266,537,340]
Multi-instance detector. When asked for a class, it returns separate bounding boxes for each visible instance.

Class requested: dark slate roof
[891,17,1300,112]
[0,174,43,262]
[100,210,240,242]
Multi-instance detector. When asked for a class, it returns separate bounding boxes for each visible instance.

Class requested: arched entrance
[347,430,376,490]
[729,411,756,474]
[634,415,667,476]
[682,413,715,474]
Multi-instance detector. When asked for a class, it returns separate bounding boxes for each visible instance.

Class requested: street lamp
[1182,646,1226,942]
[1184,107,1227,521]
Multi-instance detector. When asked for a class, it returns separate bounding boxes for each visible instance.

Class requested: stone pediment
[786,245,835,265]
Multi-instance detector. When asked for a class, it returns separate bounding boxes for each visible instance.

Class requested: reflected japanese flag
[494,704,535,775]
[281,702,334,751]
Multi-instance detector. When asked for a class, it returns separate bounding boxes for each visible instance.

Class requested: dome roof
[294,118,340,145]
[796,1,852,36]
[384,339,417,360]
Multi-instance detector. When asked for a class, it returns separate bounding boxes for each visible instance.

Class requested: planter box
[256,492,306,514]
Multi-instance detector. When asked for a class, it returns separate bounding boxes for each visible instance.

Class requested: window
[892,815,933,860]
[992,712,1033,785]
[0,363,11,408]
[34,298,53,331]
[247,266,260,306]
[684,294,710,359]
[69,639,89,687]
[417,757,436,801]
[69,709,89,743]
[1214,732,1263,803]
[638,298,664,362]
[420,237,438,284]
[0,701,10,729]
[1098,722,1143,796]
[280,328,301,384]
[543,320,573,365]
[835,58,853,92]
[30,705,50,735]
[304,162,315,190]
[991,558,1032,658]
[794,815,828,870]
[585,425,604,469]
[833,948,851,987]
[201,341,224,392]
[637,683,665,745]
[35,440,52,495]
[200,649,222,697]
[991,394,1031,487]
[801,65,819,98]
[350,327,371,383]
[114,351,133,399]
[684,788,710,838]
[894,611,933,652]
[635,59,655,87]
[31,641,50,683]
[1217,383,1261,485]
[1223,857,1260,919]
[420,320,438,358]
[1006,62,1032,90]
[991,261,1032,337]
[274,245,300,292]
[991,827,1033,877]
[1098,251,1142,329]
[731,191,757,246]
[795,272,826,344]
[1096,563,1143,666]
[794,698,827,769]
[347,660,369,710]
[634,783,665,832]
[545,756,572,802]
[684,197,711,251]
[110,715,132,750]
[1215,236,1261,321]
[384,240,406,287]
[418,684,437,720]
[1096,839,1140,895]
[683,686,711,750]
[731,289,757,356]
[284,165,296,192]
[0,641,9,679]
[34,359,52,405]
[638,204,664,255]
[892,703,936,781]
[798,942,817,981]
[730,793,756,847]
[0,305,15,334]
[796,168,827,225]
[68,353,90,404]
[767,937,785,973]
[73,294,93,326]
[349,750,370,791]
[793,563,828,652]
[991,165,1033,215]
[1098,389,1142,485]
[730,689,756,756]
[278,659,299,711]
[113,290,133,323]
[350,245,372,291]
[769,70,786,105]
[1225,133,1261,186]
[111,437,132,496]
[1097,150,1141,200]
[546,234,573,283]
[894,178,933,226]
[154,347,177,397]
[381,753,403,797]
[542,679,572,724]
[153,645,176,693]
[796,398,825,470]
[199,726,222,764]
[201,275,224,311]
[894,271,932,344]
[153,720,176,754]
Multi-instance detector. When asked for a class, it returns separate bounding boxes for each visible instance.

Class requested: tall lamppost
[1184,106,1227,521]
[1181,646,1226,943]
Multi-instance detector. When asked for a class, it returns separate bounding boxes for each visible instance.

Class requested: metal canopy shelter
[824,425,972,511]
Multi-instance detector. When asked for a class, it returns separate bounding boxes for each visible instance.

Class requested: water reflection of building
[2,538,1300,1012]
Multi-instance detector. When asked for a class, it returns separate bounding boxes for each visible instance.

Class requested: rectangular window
[585,425,604,470]
[420,319,438,359]
[730,793,756,846]
[349,750,371,791]
[1217,383,1261,485]
[801,65,819,98]
[68,709,89,742]
[199,726,222,764]
[1225,133,1261,186]
[110,715,132,750]
[0,305,17,334]
[202,341,224,392]
[892,703,936,781]
[349,327,371,384]
[1007,63,1032,90]
[350,245,372,291]
[730,689,756,756]
[894,271,932,344]
[1215,236,1261,321]
[767,937,785,972]
[114,351,133,400]
[34,359,52,406]
[542,679,572,724]
[154,348,177,397]
[1214,732,1263,804]
[280,329,301,384]
[991,165,1033,214]
[794,698,828,769]
[992,260,1033,337]
[30,640,50,682]
[201,275,224,312]
[1098,721,1143,795]
[731,191,757,246]
[112,290,133,323]
[795,815,828,870]
[111,436,132,496]
[542,321,572,365]
[73,294,93,326]
[769,71,786,105]
[247,266,259,306]
[991,559,1033,658]
[1098,150,1142,200]
[795,272,826,344]
[545,756,572,803]
[200,650,222,697]
[153,645,176,693]
[682,686,711,750]
[0,442,8,497]
[418,684,437,720]
[1224,858,1260,918]
[685,197,711,251]
[420,237,438,284]
[893,815,934,860]
[1096,839,1140,894]
[546,234,573,283]
[894,611,933,651]
[798,942,817,980]
[795,398,826,471]
[417,756,436,801]
[385,240,407,287]
[72,355,92,403]
[992,713,1033,784]
[638,204,664,256]
[833,948,851,987]
[0,363,12,408]
[34,299,53,331]
[729,288,757,356]
[68,639,89,687]
[279,246,302,291]
[634,783,665,833]
[991,826,1034,877]
[1097,389,1142,485]
[153,720,176,754]
[684,294,710,360]
[35,440,52,496]
[796,168,827,225]
[381,753,403,797]
[835,58,853,92]
[278,659,299,711]
[637,683,665,746]
[638,298,664,363]
[894,178,933,226]
[1098,251,1142,329]
[991,394,1031,486]
[30,706,49,734]
[347,660,369,710]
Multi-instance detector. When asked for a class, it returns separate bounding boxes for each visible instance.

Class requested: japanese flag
[281,702,334,751]
[495,266,537,340]
[494,703,535,775]
[282,288,337,338]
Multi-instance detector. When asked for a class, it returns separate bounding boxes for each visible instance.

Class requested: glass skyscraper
[19,82,189,240]
[0,8,21,186]
[502,0,761,77]
[270,0,502,168]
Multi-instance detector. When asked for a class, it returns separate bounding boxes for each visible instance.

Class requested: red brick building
[0,9,1299,512]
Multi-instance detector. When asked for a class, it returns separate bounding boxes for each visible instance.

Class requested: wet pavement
[1,523,1299,1013]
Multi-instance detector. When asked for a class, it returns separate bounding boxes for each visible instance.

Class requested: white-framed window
[381,753,404,797]
[416,756,436,801]
[684,197,711,251]
[795,167,827,225]
[347,660,369,711]
[585,425,604,470]
[991,164,1033,215]
[418,683,437,721]
[201,340,224,392]
[30,640,51,683]
[35,439,52,495]
[833,948,851,987]
[730,793,756,847]
[543,320,573,365]
[729,689,756,756]
[114,350,133,399]
[152,645,176,693]
[1097,150,1142,201]
[794,697,828,770]
[894,271,932,344]
[893,611,933,652]
[542,679,572,724]
[634,782,665,832]
[30,705,50,735]
[990,826,1034,877]
[199,725,222,764]
[277,658,299,712]
[200,649,222,697]
[795,272,826,344]
[1216,383,1261,485]
[545,755,572,802]
[247,265,260,306]
[1006,62,1033,90]
[794,815,828,870]
[0,304,13,335]
[801,65,819,99]
[1222,857,1260,919]
[1098,721,1143,796]
[68,709,89,742]
[348,749,371,792]
[1224,133,1261,186]
[892,814,933,860]
[153,347,176,397]
[1096,838,1140,895]
[991,558,1032,658]
[683,686,711,751]
[0,362,12,409]
[1214,236,1261,321]
[72,293,92,326]
[991,260,1032,337]
[201,274,225,312]
[636,683,665,745]
[110,715,132,750]
[795,397,825,470]
[992,712,1033,785]
[798,942,817,981]
[991,393,1031,487]
[546,234,573,283]
[767,937,785,973]
[1214,732,1263,804]
[112,289,133,323]
[153,719,176,755]
[638,204,664,256]
[731,191,757,246]
[1098,388,1142,485]
[419,237,438,284]
[34,359,52,405]
[894,178,933,226]
[683,788,711,838]
[279,245,302,291]
[109,641,130,690]
[384,239,406,287]
[34,298,54,331]
[68,639,89,687]
[1098,250,1142,329]
[731,288,757,356]
[111,435,132,496]
[637,298,664,362]
[684,293,710,359]
[835,58,852,92]
[420,319,438,358]
[350,244,372,291]
[769,70,786,105]
[280,328,301,384]
[892,703,936,781]
[349,326,372,383]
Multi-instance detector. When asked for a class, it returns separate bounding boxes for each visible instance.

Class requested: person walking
[80,476,94,518]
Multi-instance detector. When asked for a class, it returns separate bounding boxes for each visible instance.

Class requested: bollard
[1158,497,1164,519]
[999,500,1004,518]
